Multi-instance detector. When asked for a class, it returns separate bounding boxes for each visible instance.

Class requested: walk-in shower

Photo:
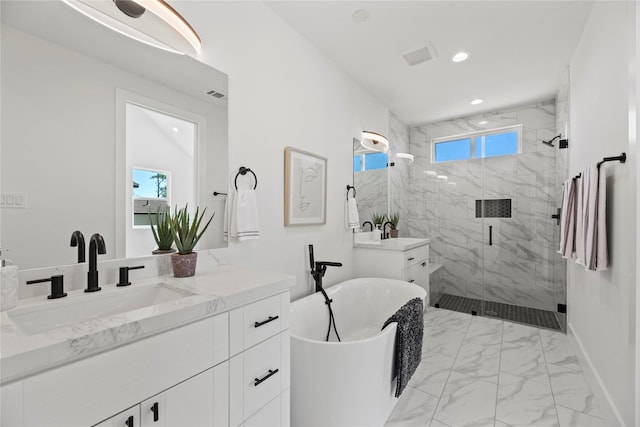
[401,100,567,330]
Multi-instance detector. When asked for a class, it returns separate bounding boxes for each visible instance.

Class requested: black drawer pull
[407,257,415,261]
[125,415,134,427]
[254,315,279,328]
[151,402,159,422]
[254,369,279,386]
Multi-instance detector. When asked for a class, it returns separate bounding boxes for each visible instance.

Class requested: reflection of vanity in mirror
[1,1,228,269]
[352,137,389,227]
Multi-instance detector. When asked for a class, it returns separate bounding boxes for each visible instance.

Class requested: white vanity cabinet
[354,240,430,305]
[1,289,291,427]
[95,366,224,427]
[229,292,291,426]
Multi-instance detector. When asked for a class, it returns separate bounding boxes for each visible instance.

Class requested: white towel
[1,265,18,311]
[558,178,577,259]
[223,193,230,242]
[345,195,360,230]
[231,188,260,241]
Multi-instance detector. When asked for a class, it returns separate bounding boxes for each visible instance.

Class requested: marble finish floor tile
[409,352,456,397]
[496,372,558,426]
[556,405,608,427]
[432,372,497,427]
[385,309,613,427]
[539,329,581,371]
[547,364,604,419]
[500,342,550,385]
[423,327,466,358]
[452,342,500,383]
[463,317,504,347]
[385,387,440,427]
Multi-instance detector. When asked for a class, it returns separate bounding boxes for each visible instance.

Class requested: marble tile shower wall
[389,112,411,232]
[406,101,562,312]
[354,168,388,226]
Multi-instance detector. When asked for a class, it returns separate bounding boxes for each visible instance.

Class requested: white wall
[567,2,637,425]
[176,2,389,300]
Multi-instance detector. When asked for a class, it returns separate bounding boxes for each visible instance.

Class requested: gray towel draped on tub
[382,297,424,398]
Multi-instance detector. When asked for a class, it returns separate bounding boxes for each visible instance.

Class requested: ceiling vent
[206,90,226,99]
[402,44,437,66]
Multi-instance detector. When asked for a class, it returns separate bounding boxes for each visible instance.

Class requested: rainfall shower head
[542,135,561,147]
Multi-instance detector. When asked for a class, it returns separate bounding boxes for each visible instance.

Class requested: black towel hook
[346,185,356,200]
[234,166,257,190]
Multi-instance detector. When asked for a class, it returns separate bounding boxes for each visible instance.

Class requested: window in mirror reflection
[353,152,388,172]
[132,168,170,226]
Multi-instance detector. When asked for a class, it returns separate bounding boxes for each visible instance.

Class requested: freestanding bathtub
[290,277,427,427]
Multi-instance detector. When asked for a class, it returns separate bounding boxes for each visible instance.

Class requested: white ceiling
[265,1,594,126]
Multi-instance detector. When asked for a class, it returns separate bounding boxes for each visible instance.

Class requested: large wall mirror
[352,138,390,227]
[1,1,228,270]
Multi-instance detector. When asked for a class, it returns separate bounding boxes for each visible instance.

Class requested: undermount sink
[8,283,194,335]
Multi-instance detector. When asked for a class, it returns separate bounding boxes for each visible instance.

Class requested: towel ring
[234,166,257,190]
[346,185,356,200]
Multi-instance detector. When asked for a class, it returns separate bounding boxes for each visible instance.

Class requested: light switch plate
[0,192,26,209]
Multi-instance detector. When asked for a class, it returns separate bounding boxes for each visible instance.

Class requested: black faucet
[308,244,342,293]
[86,233,106,293]
[382,221,392,239]
[70,230,85,263]
[362,221,374,232]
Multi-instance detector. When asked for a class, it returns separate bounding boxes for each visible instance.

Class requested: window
[353,151,388,172]
[432,125,521,163]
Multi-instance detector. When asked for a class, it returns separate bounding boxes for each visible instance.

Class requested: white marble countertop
[353,237,430,251]
[0,264,294,384]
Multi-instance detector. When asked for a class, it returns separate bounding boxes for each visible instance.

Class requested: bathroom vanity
[0,265,293,427]
[353,237,430,306]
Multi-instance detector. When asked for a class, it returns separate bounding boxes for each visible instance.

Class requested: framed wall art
[284,147,327,226]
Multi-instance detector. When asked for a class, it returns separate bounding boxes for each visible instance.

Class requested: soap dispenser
[0,248,18,311]
[373,226,382,241]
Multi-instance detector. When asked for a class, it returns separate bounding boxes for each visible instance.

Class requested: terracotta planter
[390,229,399,238]
[152,248,176,255]
[171,252,198,277]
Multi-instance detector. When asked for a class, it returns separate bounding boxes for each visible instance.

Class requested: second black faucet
[86,233,106,292]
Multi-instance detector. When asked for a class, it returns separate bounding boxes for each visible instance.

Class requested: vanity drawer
[230,333,284,425]
[230,294,283,356]
[402,245,429,268]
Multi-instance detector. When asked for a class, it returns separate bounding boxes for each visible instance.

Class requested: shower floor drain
[433,294,561,330]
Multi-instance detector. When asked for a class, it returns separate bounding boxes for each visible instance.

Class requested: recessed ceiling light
[478,120,488,125]
[470,98,484,105]
[172,127,179,133]
[352,9,370,24]
[451,51,470,62]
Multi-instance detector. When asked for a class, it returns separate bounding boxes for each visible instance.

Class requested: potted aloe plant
[149,207,175,254]
[170,204,215,277]
[388,212,400,238]
[371,212,386,230]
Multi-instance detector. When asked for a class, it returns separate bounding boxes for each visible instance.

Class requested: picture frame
[284,147,327,226]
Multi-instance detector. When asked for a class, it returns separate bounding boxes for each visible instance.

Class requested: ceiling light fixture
[172,127,179,133]
[62,0,201,55]
[396,152,414,163]
[451,51,470,62]
[361,131,390,153]
[436,175,448,181]
[470,98,484,105]
[478,120,488,125]
[424,170,437,177]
